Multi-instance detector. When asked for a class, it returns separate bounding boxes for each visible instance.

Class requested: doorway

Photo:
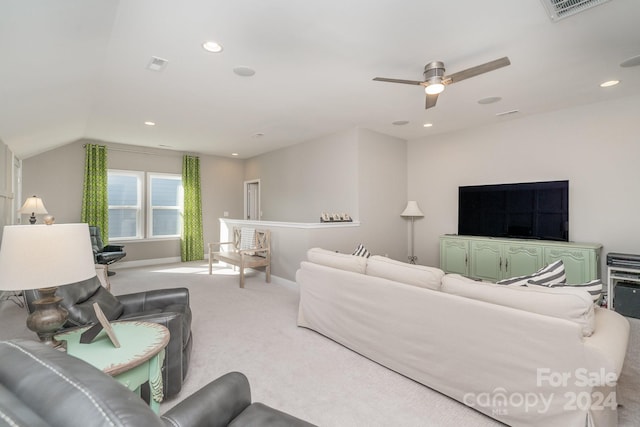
[244,179,261,221]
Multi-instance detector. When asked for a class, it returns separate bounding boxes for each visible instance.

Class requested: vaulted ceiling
[1,0,639,159]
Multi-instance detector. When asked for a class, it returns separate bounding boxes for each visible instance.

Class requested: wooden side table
[56,321,170,413]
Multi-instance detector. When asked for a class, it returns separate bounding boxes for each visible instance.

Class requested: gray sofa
[0,339,315,427]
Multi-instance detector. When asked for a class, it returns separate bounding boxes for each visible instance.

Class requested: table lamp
[401,201,424,264]
[0,223,96,348]
[19,196,48,224]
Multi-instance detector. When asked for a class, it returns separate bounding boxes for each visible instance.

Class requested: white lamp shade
[19,196,48,215]
[0,224,96,291]
[401,201,424,217]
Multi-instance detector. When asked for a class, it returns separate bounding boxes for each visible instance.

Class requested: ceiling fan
[373,56,511,109]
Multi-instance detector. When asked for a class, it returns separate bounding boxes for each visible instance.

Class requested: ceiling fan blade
[443,56,511,85]
[373,77,424,85]
[425,93,439,109]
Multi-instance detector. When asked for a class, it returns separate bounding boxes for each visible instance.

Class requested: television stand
[439,235,601,284]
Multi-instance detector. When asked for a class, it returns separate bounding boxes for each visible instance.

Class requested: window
[108,170,182,240]
[148,174,183,238]
[108,170,143,239]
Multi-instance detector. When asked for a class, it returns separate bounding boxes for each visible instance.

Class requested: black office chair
[90,225,126,266]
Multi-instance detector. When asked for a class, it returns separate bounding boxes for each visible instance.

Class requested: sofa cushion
[496,260,566,286]
[365,256,444,291]
[442,274,595,336]
[307,248,367,274]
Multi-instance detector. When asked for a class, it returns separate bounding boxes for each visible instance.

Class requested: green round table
[56,321,170,413]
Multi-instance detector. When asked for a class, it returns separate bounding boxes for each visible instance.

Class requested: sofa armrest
[118,288,190,313]
[161,372,251,427]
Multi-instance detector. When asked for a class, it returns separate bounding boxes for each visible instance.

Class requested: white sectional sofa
[296,248,630,427]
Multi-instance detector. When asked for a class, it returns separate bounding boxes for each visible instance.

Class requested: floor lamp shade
[400,201,424,264]
[401,201,424,218]
[0,224,97,347]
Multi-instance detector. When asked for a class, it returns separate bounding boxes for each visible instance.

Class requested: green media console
[439,235,601,284]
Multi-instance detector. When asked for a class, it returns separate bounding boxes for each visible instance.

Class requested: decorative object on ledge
[19,195,48,224]
[401,201,424,264]
[320,212,353,223]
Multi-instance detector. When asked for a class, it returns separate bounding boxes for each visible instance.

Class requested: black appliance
[614,282,640,319]
[458,180,569,241]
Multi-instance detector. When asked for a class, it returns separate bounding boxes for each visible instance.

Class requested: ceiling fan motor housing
[423,61,445,86]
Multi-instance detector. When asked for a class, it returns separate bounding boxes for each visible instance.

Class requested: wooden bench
[208,228,271,288]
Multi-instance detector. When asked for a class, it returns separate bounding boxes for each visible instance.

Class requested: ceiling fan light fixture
[425,82,444,95]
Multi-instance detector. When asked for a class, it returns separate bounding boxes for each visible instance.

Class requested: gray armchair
[0,339,315,427]
[23,275,192,398]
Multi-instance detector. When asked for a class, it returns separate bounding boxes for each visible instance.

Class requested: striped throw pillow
[497,260,566,287]
[352,243,371,258]
[541,279,603,304]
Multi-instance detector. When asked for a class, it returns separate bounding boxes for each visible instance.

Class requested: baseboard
[111,257,182,270]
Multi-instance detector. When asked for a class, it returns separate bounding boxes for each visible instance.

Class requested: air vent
[147,56,169,72]
[540,0,612,21]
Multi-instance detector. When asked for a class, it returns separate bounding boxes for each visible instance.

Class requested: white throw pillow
[307,248,367,274]
[442,274,595,336]
[365,256,444,291]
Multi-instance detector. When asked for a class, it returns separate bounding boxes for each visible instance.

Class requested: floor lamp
[401,201,424,264]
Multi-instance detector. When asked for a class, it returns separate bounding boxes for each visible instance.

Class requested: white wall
[407,94,640,272]
[244,128,360,222]
[244,127,409,262]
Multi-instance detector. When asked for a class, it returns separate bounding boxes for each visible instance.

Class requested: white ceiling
[1,0,639,159]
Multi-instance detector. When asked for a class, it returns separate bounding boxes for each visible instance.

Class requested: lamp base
[26,287,68,349]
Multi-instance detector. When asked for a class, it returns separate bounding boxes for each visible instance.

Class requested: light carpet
[1,261,638,426]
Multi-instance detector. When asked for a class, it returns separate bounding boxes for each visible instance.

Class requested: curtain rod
[82,144,197,157]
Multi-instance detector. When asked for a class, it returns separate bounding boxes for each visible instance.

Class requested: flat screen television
[458,180,569,241]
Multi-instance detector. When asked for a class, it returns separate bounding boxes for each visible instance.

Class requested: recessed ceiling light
[233,66,256,77]
[620,55,640,68]
[423,123,433,128]
[495,109,520,117]
[231,153,239,157]
[252,132,265,138]
[478,96,502,105]
[392,120,409,126]
[600,80,620,88]
[144,121,156,126]
[202,41,223,53]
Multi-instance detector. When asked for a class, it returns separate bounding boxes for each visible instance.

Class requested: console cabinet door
[469,241,502,281]
[440,237,469,276]
[503,244,544,279]
[544,247,599,284]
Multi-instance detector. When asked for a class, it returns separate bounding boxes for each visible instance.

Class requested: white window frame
[147,172,183,239]
[108,170,144,241]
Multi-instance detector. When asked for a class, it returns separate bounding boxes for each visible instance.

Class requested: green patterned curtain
[181,155,204,261]
[81,144,109,244]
